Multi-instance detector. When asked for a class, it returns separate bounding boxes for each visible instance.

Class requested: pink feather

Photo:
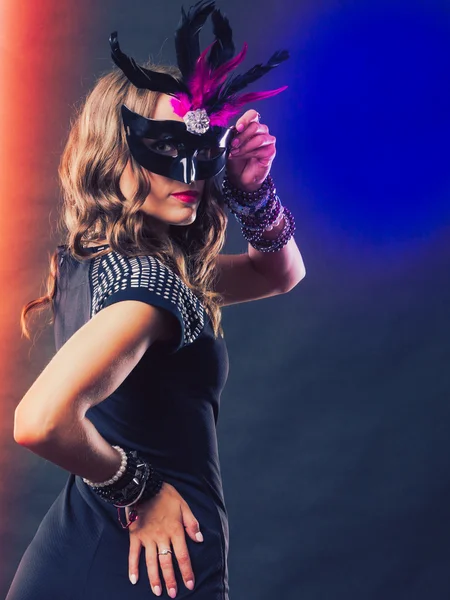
[188,42,249,109]
[170,93,192,118]
[209,86,288,126]
[188,41,216,107]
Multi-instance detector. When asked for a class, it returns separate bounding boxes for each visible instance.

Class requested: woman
[7,2,305,598]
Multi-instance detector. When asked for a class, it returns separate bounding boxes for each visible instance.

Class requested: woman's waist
[87,409,221,470]
[87,427,226,504]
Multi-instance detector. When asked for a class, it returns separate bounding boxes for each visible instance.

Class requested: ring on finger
[158,548,173,556]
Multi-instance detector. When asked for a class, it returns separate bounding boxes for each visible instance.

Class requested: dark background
[1,0,450,598]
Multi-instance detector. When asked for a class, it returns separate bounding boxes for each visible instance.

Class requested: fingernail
[169,587,177,598]
[195,531,204,542]
[154,585,162,596]
[186,579,194,590]
[129,573,137,585]
[231,138,240,147]
[237,123,245,132]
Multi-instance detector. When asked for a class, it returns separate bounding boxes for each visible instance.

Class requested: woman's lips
[171,192,199,203]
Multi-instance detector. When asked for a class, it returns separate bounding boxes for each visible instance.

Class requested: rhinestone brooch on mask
[183,108,210,135]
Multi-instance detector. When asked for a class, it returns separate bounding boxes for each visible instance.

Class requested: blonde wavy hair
[20,63,228,343]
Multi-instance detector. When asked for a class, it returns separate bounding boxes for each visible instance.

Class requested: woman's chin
[141,208,198,231]
[170,210,198,226]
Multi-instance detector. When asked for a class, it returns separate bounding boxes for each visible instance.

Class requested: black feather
[109,31,188,96]
[207,8,235,70]
[174,0,216,80]
[206,49,290,110]
[219,50,289,99]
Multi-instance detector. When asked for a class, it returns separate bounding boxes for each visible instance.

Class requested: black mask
[121,105,235,184]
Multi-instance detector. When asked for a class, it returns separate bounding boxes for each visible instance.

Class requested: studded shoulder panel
[89,250,206,353]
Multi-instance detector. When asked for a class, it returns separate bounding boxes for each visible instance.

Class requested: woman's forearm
[19,417,122,484]
[247,214,306,290]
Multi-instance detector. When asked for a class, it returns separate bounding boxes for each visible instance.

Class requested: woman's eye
[143,139,178,156]
[154,142,177,155]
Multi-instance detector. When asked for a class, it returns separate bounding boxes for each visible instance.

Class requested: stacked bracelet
[83,445,128,488]
[222,172,296,252]
[223,173,276,216]
[82,445,164,528]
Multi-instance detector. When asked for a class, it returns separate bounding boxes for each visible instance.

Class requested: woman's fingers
[128,532,141,585]
[157,540,178,598]
[171,530,196,591]
[231,120,268,148]
[180,500,204,543]
[128,530,164,594]
[233,115,266,142]
[145,541,163,596]
[229,144,277,163]
[230,133,275,157]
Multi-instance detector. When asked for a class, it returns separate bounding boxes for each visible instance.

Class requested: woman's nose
[179,155,197,184]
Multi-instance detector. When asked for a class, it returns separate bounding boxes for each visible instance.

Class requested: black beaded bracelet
[136,467,164,504]
[84,448,163,509]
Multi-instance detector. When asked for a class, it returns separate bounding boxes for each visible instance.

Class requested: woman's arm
[17,410,125,484]
[14,299,173,481]
[212,231,305,307]
[247,219,306,290]
[224,108,306,293]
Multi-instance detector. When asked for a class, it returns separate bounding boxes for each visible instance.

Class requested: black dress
[6,244,230,600]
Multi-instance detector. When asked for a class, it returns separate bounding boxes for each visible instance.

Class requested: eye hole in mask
[143,139,178,157]
[142,138,223,161]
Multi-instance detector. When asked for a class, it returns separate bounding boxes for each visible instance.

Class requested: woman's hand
[226,108,277,193]
[125,481,204,597]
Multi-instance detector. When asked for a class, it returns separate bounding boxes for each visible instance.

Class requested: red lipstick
[171,191,199,203]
